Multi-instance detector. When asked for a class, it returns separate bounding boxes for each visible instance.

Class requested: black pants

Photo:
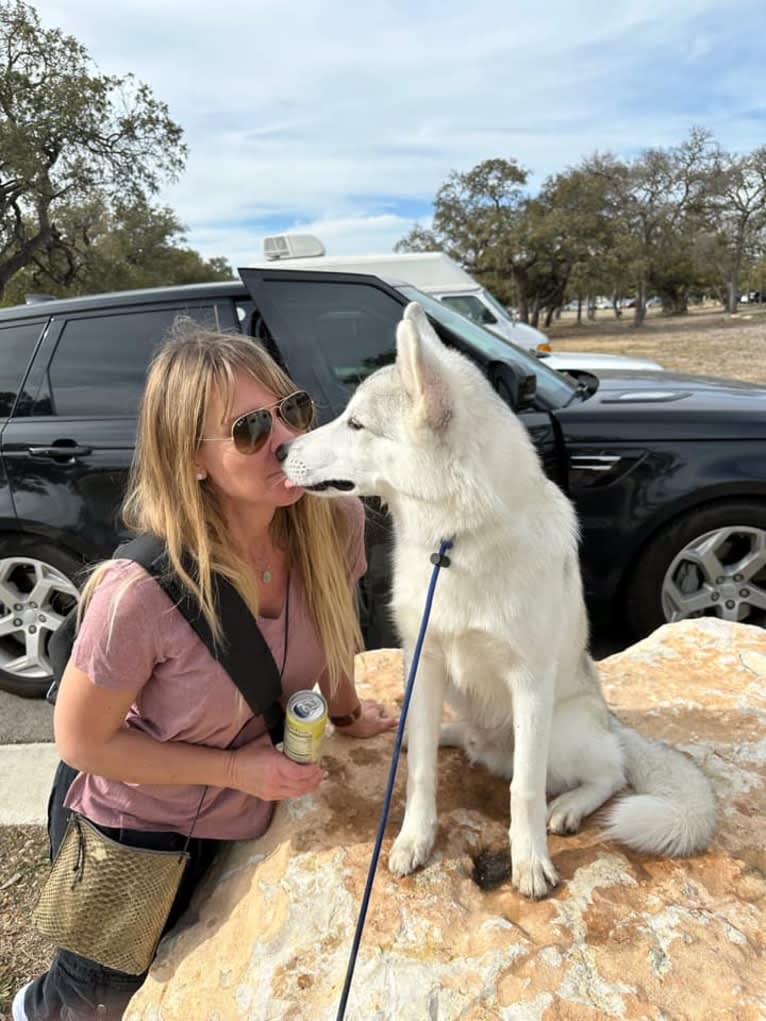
[24,763,222,1020]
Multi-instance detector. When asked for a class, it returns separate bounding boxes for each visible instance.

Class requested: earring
[195,470,207,481]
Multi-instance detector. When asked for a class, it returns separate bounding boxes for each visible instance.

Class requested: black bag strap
[114,534,285,745]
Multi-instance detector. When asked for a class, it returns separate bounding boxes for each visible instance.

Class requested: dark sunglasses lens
[232,409,272,453]
[280,391,315,431]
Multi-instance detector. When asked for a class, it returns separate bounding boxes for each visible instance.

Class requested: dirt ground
[0,826,52,1018]
[0,304,764,1018]
[545,302,766,384]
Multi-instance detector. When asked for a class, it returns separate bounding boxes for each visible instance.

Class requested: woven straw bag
[33,813,189,975]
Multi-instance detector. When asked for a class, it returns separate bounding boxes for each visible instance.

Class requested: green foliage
[694,145,766,311]
[397,158,537,314]
[0,1,188,296]
[3,199,232,305]
[396,127,766,325]
[395,224,440,253]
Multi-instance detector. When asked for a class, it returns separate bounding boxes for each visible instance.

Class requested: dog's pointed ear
[403,301,443,350]
[396,304,451,430]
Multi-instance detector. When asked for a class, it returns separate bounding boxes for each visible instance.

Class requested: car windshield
[397,285,577,406]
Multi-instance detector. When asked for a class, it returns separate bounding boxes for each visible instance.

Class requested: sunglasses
[201,390,316,455]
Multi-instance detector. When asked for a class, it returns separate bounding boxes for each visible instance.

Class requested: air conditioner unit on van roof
[262,233,326,260]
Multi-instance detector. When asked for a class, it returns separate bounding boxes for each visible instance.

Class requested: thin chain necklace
[250,535,280,584]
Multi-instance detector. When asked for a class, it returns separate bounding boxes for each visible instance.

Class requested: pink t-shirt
[64,498,366,840]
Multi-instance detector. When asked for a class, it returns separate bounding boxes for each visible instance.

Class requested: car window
[441,294,497,325]
[253,279,400,390]
[31,305,217,417]
[0,320,46,417]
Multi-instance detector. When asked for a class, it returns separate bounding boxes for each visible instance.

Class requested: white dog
[281,302,717,899]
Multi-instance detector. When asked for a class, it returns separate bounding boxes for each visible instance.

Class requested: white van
[259,234,663,375]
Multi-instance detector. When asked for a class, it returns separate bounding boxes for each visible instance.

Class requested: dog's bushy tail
[604,718,717,857]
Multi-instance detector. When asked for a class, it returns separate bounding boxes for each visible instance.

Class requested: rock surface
[127,619,766,1021]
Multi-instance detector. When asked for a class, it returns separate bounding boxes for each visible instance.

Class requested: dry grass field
[544,303,766,384]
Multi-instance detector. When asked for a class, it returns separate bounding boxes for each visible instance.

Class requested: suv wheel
[625,501,766,639]
[0,538,82,698]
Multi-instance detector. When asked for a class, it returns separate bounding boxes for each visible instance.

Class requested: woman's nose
[269,413,295,453]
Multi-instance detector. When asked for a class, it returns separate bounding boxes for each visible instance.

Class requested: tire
[624,500,766,640]
[0,536,83,698]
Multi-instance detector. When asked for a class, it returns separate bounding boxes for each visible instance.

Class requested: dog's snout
[275,442,290,463]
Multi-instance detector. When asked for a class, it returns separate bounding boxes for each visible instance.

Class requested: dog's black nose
[275,443,289,463]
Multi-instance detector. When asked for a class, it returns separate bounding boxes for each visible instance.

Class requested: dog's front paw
[511,852,559,900]
[388,828,435,877]
[547,792,586,835]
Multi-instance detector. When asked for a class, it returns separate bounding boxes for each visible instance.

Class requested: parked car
[536,350,662,379]
[0,269,764,697]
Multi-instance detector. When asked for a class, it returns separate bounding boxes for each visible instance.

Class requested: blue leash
[335,537,454,1021]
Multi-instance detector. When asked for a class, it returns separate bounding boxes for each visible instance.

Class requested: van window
[38,306,215,417]
[440,294,497,326]
[0,320,46,417]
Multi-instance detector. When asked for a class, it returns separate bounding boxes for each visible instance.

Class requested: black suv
[1,268,765,697]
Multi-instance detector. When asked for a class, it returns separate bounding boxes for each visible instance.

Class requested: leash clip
[429,551,451,568]
[430,535,454,569]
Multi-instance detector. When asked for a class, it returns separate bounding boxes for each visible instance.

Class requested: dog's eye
[348,417,364,431]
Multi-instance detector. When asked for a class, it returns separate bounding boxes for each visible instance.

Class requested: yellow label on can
[284,691,328,763]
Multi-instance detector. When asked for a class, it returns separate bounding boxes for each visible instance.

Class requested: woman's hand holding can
[226,740,323,801]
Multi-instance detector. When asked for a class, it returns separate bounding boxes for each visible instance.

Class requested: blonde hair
[79,320,362,691]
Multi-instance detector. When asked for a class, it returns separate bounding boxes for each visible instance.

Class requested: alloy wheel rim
[0,557,79,681]
[661,525,766,628]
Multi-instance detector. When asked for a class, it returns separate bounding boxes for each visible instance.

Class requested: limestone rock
[127,619,766,1021]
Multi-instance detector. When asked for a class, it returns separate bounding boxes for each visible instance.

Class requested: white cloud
[32,0,766,263]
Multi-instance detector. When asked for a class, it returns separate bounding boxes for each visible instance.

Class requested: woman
[15,323,396,1021]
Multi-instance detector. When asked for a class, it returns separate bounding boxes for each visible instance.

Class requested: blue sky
[34,0,766,268]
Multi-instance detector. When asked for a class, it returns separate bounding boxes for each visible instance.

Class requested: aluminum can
[283,690,328,763]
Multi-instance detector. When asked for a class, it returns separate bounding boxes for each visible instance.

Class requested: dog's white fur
[282,302,718,899]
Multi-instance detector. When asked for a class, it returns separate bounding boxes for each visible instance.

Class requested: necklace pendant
[262,569,272,584]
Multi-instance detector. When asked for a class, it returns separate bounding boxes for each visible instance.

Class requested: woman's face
[195,371,305,511]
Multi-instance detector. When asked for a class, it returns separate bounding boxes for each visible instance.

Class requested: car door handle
[28,445,93,458]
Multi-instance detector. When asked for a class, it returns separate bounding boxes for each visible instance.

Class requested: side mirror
[489,360,536,412]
